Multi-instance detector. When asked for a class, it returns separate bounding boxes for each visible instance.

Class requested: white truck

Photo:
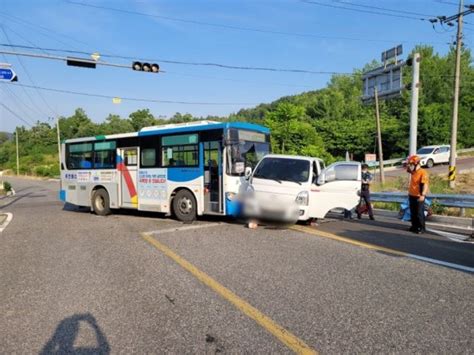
[243,154,361,223]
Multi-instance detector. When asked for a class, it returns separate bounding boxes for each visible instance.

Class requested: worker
[357,163,374,220]
[406,155,429,234]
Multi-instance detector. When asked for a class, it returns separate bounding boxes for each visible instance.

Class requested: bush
[3,181,12,192]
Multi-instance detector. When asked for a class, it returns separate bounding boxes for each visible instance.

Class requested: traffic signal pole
[448,0,464,188]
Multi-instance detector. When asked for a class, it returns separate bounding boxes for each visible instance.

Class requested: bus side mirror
[244,167,252,180]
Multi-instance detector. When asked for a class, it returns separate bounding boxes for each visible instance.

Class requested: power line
[2,25,60,117]
[65,0,443,43]
[300,0,429,21]
[0,26,52,119]
[330,0,437,17]
[0,10,91,51]
[0,82,261,106]
[0,102,34,127]
[0,85,38,124]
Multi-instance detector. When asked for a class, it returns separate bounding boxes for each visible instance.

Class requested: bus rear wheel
[92,188,111,216]
[173,190,196,223]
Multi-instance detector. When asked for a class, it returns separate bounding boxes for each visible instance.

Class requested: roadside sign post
[374,87,385,185]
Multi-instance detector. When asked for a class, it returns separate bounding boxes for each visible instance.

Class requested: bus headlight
[295,191,309,206]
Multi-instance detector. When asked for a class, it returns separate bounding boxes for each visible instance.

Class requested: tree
[129,109,156,131]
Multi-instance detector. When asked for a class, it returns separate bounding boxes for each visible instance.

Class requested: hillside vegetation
[0,45,473,177]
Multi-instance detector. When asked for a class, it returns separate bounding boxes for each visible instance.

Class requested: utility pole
[55,117,61,172]
[374,87,385,185]
[408,53,421,156]
[448,0,464,188]
[434,1,474,187]
[15,127,19,175]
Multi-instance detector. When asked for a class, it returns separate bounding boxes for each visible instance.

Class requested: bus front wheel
[173,190,196,223]
[92,188,111,216]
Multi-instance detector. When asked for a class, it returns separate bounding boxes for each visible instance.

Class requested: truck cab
[244,155,361,223]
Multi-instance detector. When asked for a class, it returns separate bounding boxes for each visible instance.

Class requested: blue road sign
[0,67,16,81]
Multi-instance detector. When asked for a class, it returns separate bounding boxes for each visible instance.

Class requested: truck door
[308,162,361,219]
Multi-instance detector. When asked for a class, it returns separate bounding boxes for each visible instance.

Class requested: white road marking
[0,212,13,232]
[146,222,224,236]
[407,253,474,273]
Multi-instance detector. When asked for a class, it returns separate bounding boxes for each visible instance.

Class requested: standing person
[357,163,374,220]
[406,155,429,234]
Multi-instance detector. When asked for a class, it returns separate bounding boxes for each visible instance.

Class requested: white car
[243,155,361,223]
[413,145,451,168]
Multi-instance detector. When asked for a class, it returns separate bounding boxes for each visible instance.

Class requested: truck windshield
[253,158,310,183]
[228,141,270,175]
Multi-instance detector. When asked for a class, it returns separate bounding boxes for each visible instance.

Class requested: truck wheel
[426,159,434,168]
[173,190,196,223]
[92,188,111,216]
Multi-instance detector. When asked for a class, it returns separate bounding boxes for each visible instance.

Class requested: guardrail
[365,147,474,168]
[371,192,474,216]
[366,158,403,168]
[458,147,474,154]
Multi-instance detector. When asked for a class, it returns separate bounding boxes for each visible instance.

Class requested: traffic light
[66,57,97,69]
[132,62,160,73]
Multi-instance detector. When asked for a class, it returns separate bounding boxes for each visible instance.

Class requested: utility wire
[2,25,60,117]
[300,0,429,21]
[0,10,91,51]
[0,102,34,127]
[0,85,38,124]
[65,0,442,42]
[0,82,260,106]
[0,26,52,119]
[330,0,437,17]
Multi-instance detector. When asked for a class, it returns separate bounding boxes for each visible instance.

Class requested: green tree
[129,109,156,131]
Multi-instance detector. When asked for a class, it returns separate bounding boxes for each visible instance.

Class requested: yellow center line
[141,232,317,355]
[290,225,407,257]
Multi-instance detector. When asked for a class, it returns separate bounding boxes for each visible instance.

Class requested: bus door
[118,147,139,208]
[203,141,222,213]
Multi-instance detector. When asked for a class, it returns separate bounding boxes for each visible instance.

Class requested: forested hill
[0,45,473,176]
[229,45,474,161]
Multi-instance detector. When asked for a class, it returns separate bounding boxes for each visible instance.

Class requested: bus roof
[64,120,269,143]
[138,121,269,136]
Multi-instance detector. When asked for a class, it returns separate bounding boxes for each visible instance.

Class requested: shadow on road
[313,215,474,268]
[40,313,110,355]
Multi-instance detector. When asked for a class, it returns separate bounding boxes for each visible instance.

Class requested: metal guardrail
[458,147,474,154]
[365,147,473,168]
[371,192,474,209]
[366,158,403,168]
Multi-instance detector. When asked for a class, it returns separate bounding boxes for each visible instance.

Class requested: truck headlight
[295,191,309,206]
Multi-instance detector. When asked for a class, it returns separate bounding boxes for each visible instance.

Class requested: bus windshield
[229,141,270,175]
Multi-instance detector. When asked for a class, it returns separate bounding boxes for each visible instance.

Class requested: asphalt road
[0,177,473,353]
[384,156,474,178]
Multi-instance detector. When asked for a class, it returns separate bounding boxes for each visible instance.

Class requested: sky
[0,0,470,132]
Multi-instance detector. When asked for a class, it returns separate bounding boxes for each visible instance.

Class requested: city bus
[59,121,270,222]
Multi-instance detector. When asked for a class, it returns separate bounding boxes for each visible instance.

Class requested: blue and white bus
[60,121,270,221]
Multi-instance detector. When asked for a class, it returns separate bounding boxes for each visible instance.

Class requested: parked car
[403,145,451,168]
[242,155,361,223]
